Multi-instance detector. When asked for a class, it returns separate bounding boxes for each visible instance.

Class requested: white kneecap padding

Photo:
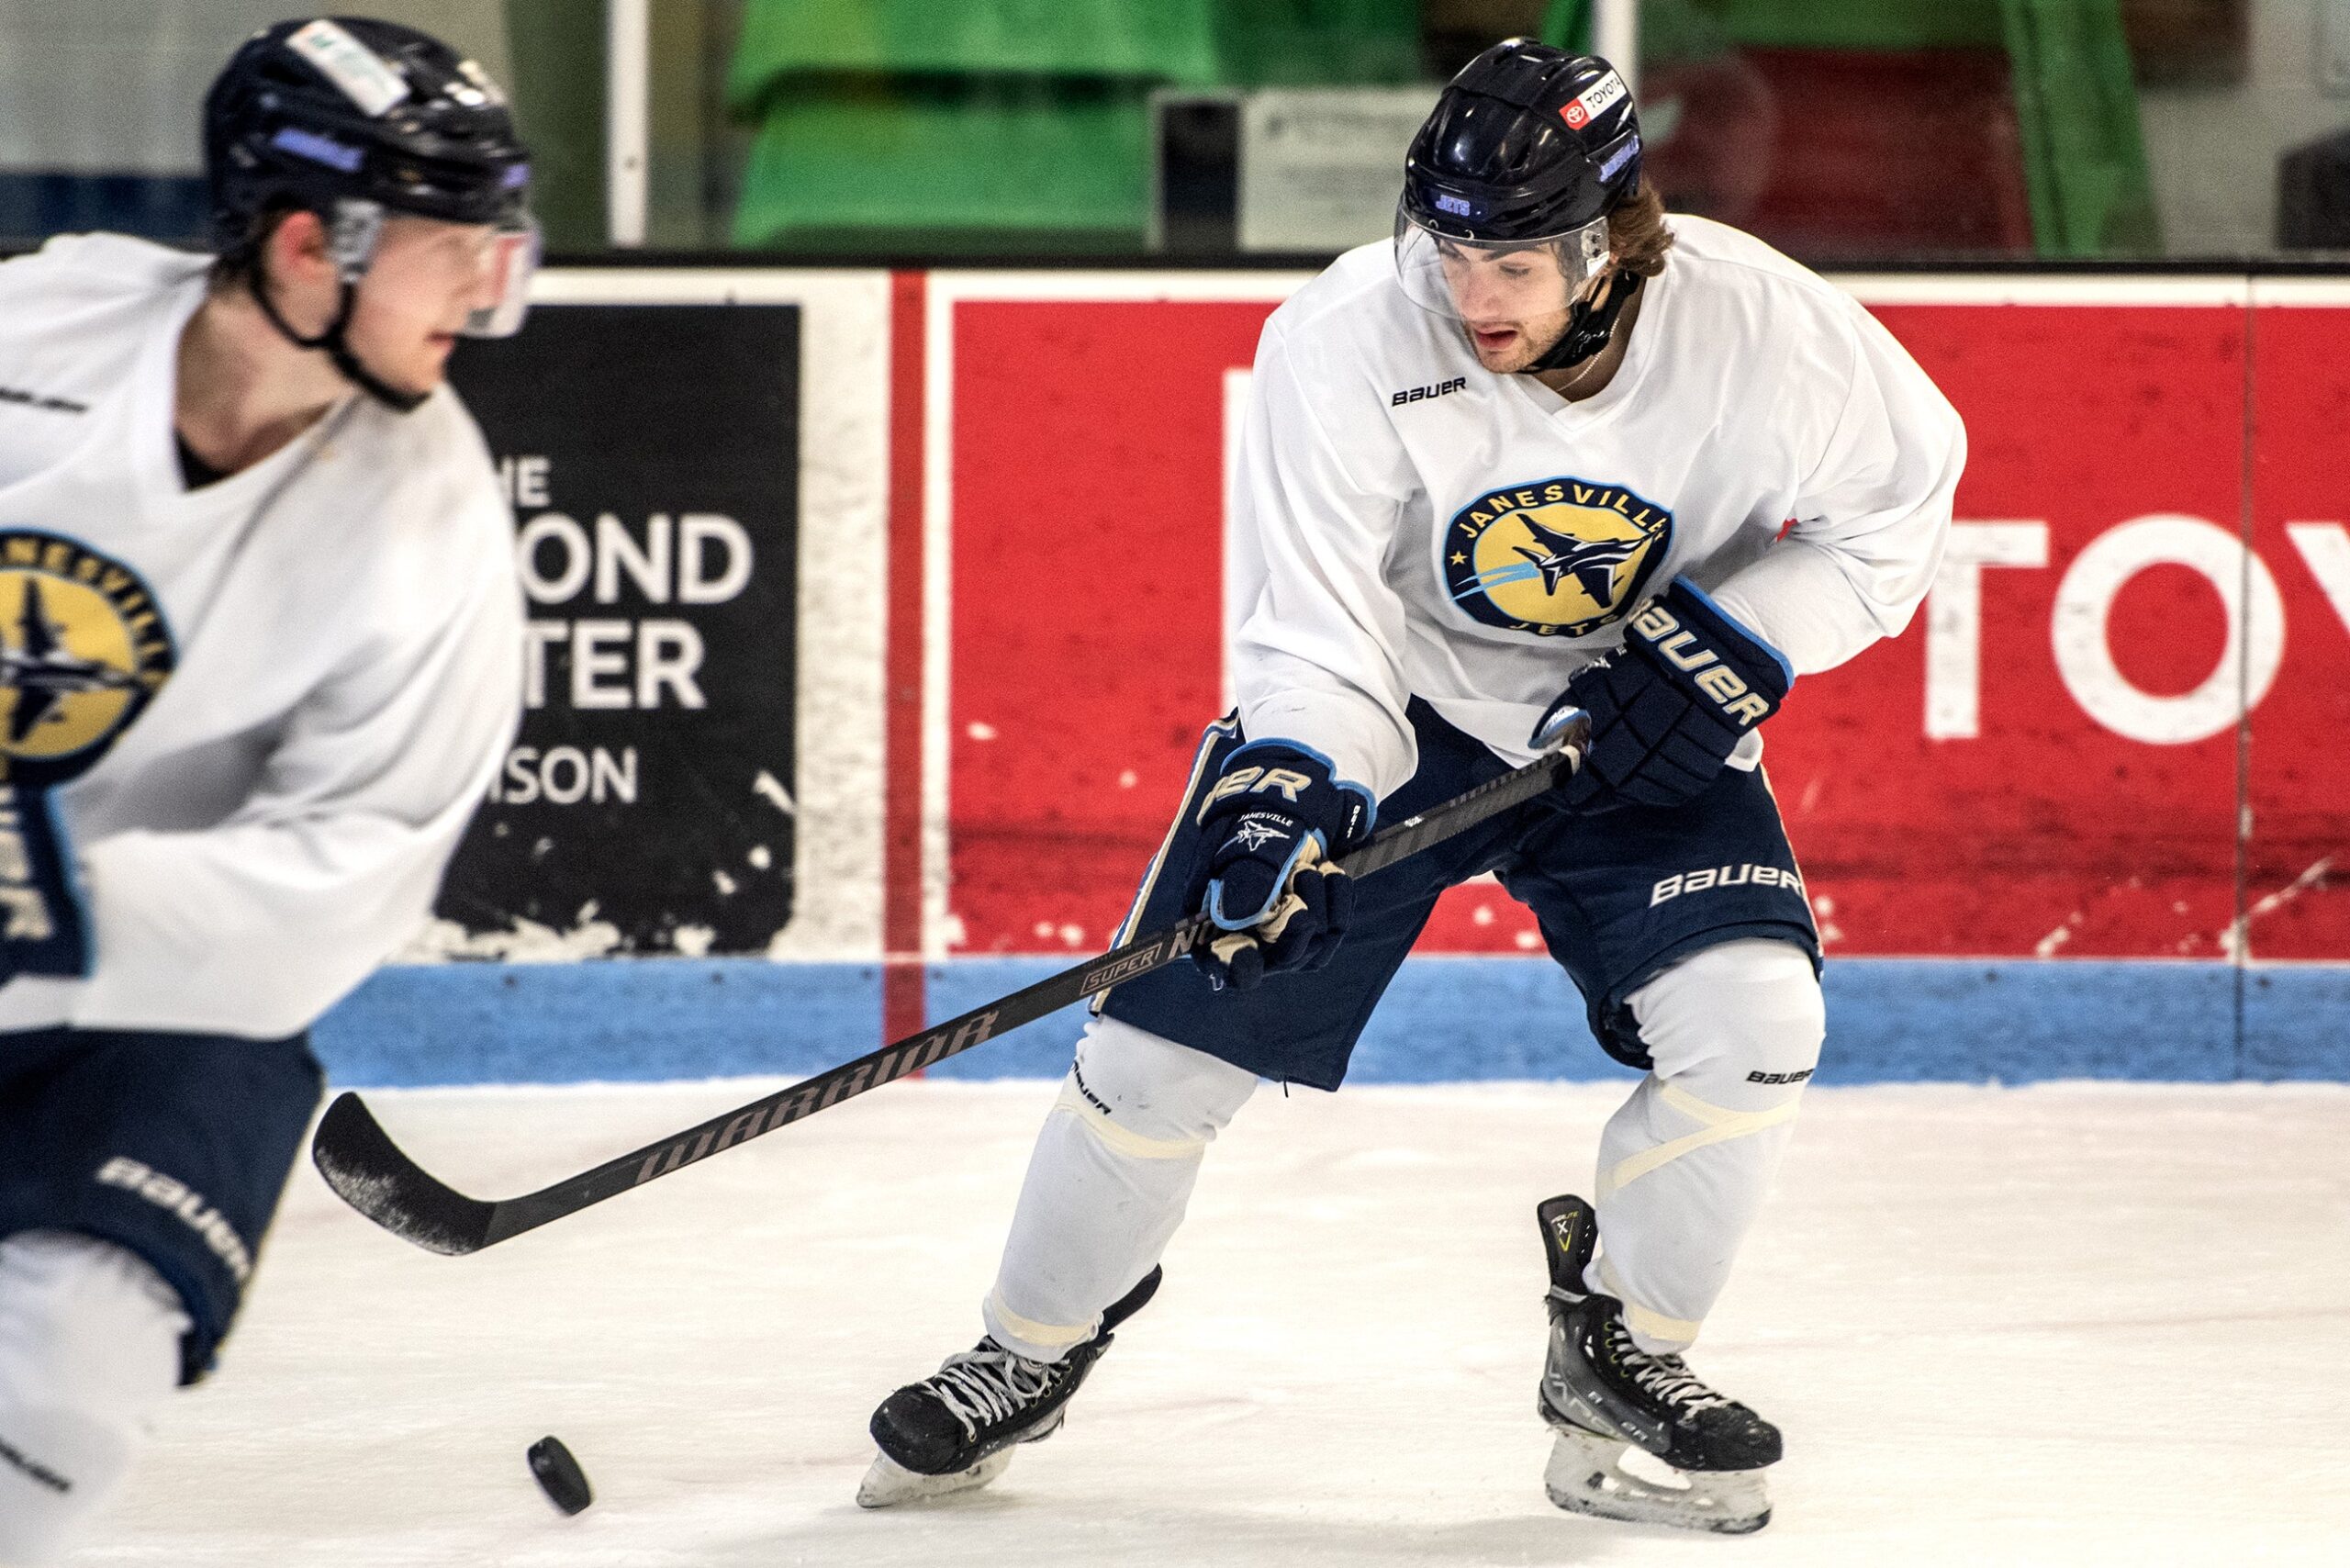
[1625,938,1825,1101]
[1591,940,1825,1351]
[0,1230,189,1566]
[1061,1014,1261,1149]
[986,1018,1258,1359]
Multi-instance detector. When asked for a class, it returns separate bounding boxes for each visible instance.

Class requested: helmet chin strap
[1524,267,1643,375]
[248,257,430,416]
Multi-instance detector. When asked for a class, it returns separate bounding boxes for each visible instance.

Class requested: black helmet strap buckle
[1528,266,1642,375]
[246,197,429,415]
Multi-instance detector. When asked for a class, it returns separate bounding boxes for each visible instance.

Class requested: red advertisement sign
[939,280,2349,962]
[2246,298,2350,961]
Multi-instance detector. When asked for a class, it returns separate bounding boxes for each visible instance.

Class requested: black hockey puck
[527,1435,593,1515]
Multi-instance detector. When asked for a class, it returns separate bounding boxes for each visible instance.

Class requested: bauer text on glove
[1536,578,1792,812]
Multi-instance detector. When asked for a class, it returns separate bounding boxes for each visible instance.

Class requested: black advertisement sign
[437,303,800,955]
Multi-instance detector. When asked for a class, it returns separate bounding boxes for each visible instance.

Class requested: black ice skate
[857,1266,1161,1507]
[1533,1194,1780,1534]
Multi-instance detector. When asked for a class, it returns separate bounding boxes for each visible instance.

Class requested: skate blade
[856,1447,1014,1508]
[1542,1426,1771,1535]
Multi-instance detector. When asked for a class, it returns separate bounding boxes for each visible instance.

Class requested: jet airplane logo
[2,577,143,745]
[1510,513,1648,605]
[1441,476,1672,638]
[0,532,174,780]
[1230,819,1291,852]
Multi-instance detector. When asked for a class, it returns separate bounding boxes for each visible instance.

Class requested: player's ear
[263,208,335,286]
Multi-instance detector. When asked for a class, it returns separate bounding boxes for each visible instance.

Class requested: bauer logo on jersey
[0,532,175,785]
[1442,477,1671,637]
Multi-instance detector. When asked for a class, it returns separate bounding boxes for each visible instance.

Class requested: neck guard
[1525,269,1643,375]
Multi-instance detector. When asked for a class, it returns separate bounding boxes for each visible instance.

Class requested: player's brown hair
[1607,181,1674,278]
[207,198,305,291]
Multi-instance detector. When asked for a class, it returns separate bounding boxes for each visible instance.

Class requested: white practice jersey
[1229,214,1965,801]
[0,234,521,1038]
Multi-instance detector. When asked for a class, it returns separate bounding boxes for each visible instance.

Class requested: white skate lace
[1606,1320,1732,1416]
[928,1341,1058,1437]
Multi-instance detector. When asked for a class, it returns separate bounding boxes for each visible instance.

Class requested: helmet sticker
[456,58,509,106]
[269,126,364,174]
[1597,137,1639,181]
[285,19,411,118]
[1561,71,1627,131]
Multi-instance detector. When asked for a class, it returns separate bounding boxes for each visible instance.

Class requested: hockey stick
[313,722,1586,1256]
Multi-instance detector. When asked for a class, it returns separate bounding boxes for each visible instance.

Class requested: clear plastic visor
[461,215,540,339]
[1393,207,1609,324]
[323,200,541,339]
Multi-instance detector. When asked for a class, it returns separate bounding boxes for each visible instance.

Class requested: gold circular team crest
[0,532,174,785]
[1443,476,1672,637]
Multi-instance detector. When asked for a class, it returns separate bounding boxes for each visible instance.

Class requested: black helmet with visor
[204,17,536,410]
[1396,41,1644,370]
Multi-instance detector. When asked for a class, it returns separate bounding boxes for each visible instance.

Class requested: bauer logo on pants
[95,1155,253,1282]
[1443,477,1671,638]
[1651,864,1804,907]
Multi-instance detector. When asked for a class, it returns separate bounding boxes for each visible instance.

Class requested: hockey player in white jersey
[864,40,1963,1533]
[0,19,530,1563]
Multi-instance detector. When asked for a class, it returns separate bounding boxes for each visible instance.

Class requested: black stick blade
[311,1092,495,1256]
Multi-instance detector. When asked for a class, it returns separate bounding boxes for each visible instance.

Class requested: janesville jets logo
[1442,476,1672,637]
[1230,818,1291,852]
[0,532,174,785]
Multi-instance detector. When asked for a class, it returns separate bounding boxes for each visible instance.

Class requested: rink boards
[336,266,2350,1087]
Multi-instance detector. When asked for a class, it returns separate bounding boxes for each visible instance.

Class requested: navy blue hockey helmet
[1394,41,1646,369]
[1400,40,1642,248]
[202,17,537,406]
[206,17,532,244]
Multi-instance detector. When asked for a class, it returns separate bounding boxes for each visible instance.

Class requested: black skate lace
[929,1340,1058,1436]
[1606,1319,1732,1416]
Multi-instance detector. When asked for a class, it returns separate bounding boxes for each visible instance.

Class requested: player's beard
[1465,308,1576,374]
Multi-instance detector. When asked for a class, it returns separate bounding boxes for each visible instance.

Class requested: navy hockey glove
[1183,742,1375,992]
[1538,578,1792,812]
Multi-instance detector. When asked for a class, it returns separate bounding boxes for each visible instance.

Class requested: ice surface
[72,1080,2350,1566]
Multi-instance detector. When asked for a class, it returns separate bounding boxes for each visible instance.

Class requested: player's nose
[1450,273,1511,326]
[464,262,504,314]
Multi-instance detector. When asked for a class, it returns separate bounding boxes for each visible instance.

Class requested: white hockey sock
[0,1230,189,1566]
[984,1017,1257,1361]
[1590,940,1824,1353]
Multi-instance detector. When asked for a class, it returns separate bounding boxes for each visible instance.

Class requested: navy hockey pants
[0,1027,322,1383]
[1100,698,1819,1090]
